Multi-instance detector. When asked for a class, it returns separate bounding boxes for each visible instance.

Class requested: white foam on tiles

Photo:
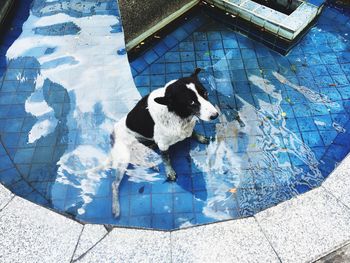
[6,5,141,212]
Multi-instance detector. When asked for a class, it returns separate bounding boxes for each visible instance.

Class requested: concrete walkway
[1,153,350,262]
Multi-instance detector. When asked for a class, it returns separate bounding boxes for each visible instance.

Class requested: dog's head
[154,68,219,121]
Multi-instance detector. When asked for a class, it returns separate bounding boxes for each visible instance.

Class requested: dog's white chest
[148,88,196,151]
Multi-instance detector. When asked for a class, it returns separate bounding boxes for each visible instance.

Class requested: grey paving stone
[171,217,280,263]
[77,228,171,262]
[322,155,350,208]
[73,224,108,260]
[0,196,82,263]
[316,242,350,263]
[0,183,13,211]
[256,187,350,263]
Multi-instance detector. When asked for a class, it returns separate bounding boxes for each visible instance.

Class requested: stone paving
[1,153,350,262]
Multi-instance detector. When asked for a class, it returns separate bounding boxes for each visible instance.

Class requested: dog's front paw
[192,131,210,144]
[197,134,210,144]
[166,167,177,181]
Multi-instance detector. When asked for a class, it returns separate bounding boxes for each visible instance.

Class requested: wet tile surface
[0,0,350,230]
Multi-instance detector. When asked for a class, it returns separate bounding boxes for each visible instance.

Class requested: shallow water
[0,0,350,230]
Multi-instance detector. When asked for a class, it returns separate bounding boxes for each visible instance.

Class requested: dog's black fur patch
[126,68,209,139]
[126,94,155,139]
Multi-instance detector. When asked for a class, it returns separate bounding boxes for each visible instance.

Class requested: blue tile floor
[1,0,350,230]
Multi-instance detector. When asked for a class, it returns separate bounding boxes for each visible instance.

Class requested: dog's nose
[210,112,219,120]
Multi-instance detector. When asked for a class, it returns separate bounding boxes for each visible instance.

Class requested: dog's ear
[154,96,169,105]
[191,68,201,78]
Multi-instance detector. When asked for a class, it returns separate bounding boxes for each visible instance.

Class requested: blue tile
[293,104,312,117]
[131,57,148,73]
[231,69,247,82]
[209,40,223,50]
[174,212,196,229]
[1,80,18,92]
[180,51,195,62]
[1,132,20,147]
[152,213,174,230]
[313,115,333,130]
[8,105,26,118]
[171,28,189,42]
[324,144,349,162]
[285,118,300,132]
[179,42,194,52]
[150,63,165,75]
[297,117,317,131]
[0,105,10,118]
[129,215,152,229]
[151,193,173,214]
[182,17,203,34]
[320,130,338,146]
[130,181,152,195]
[0,153,13,171]
[0,167,21,185]
[163,35,178,49]
[32,146,54,163]
[4,118,24,132]
[10,180,34,197]
[310,65,328,76]
[150,75,165,87]
[143,50,159,65]
[164,52,180,63]
[13,148,35,164]
[137,86,151,97]
[337,86,350,100]
[181,61,196,73]
[332,74,349,86]
[153,42,168,57]
[5,69,22,81]
[130,194,151,216]
[294,181,312,195]
[84,197,112,219]
[326,64,344,75]
[173,192,193,213]
[50,182,68,200]
[166,63,181,74]
[134,75,150,86]
[302,131,324,147]
[2,2,350,230]
[194,41,209,51]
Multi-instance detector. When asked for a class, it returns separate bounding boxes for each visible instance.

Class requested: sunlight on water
[6,5,141,213]
[190,70,327,219]
[3,0,349,229]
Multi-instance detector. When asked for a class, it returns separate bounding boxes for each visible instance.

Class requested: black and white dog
[109,68,218,216]
[125,68,218,180]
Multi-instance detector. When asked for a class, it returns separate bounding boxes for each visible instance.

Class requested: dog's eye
[204,92,208,98]
[191,101,195,105]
